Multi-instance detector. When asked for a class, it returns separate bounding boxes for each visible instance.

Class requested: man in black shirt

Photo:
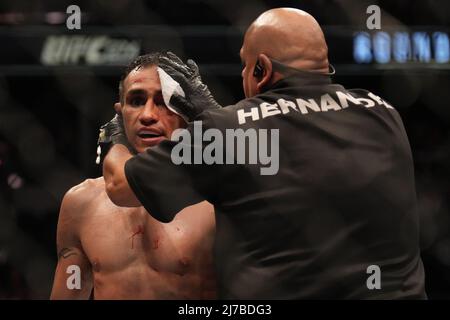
[102,8,426,299]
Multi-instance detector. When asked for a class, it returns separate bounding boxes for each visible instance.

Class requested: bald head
[242,8,329,73]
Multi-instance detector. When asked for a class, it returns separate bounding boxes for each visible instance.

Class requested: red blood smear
[130,225,144,249]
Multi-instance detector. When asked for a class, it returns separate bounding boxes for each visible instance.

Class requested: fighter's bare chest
[78,204,195,275]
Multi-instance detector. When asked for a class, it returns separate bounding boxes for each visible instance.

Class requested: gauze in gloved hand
[157,52,221,122]
[156,67,188,122]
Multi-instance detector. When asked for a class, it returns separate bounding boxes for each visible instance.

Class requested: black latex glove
[158,51,221,122]
[96,113,135,165]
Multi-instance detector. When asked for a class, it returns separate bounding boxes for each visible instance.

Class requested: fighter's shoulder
[61,177,105,211]
[174,200,215,229]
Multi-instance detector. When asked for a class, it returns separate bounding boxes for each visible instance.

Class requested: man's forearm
[103,144,141,207]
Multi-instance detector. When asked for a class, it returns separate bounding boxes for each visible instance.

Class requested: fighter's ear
[256,53,273,93]
[114,102,122,114]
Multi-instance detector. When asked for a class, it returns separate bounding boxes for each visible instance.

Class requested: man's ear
[114,102,122,114]
[256,53,273,93]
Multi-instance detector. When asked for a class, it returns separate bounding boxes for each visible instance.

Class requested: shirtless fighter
[50,53,216,299]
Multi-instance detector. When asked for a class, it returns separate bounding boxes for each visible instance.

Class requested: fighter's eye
[129,96,146,107]
[154,93,166,107]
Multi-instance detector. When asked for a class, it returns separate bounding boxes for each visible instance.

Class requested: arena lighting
[354,30,450,65]
[45,12,66,25]
[0,13,25,24]
[7,173,23,190]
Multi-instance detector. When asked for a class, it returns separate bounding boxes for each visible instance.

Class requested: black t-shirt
[125,74,426,299]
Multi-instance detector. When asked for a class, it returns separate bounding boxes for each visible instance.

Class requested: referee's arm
[103,143,141,207]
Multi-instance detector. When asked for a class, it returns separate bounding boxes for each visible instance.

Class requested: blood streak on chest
[153,238,159,250]
[129,225,144,249]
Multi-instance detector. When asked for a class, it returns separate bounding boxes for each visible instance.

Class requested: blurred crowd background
[0,0,449,299]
